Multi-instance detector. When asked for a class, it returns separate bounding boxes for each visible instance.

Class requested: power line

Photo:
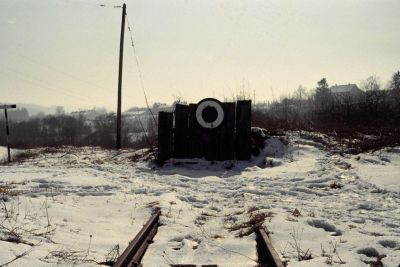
[2,48,113,96]
[126,15,146,99]
[126,14,157,124]
[0,70,85,102]
[0,3,133,105]
[0,3,140,110]
[0,68,109,105]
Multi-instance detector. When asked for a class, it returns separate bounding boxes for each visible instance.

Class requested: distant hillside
[13,103,58,116]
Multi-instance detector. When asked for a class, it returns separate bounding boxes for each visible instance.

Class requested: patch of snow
[351,147,400,191]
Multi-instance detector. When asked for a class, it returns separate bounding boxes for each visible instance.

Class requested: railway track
[113,209,161,267]
[255,228,285,267]
[113,210,284,267]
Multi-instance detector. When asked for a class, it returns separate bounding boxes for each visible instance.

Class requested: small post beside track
[1,104,17,163]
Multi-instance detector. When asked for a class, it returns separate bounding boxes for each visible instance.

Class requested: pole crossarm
[0,105,17,109]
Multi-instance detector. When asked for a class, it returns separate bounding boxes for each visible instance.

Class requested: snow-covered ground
[0,146,9,162]
[0,134,399,267]
[0,146,5,161]
[0,146,20,163]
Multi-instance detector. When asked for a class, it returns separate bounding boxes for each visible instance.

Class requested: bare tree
[293,85,308,101]
[361,75,384,115]
[389,71,400,91]
[361,75,381,91]
[389,71,400,111]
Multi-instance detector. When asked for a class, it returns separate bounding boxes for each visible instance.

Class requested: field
[0,133,399,266]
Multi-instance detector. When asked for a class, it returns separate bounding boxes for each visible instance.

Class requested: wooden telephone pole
[116,3,126,149]
[1,104,17,163]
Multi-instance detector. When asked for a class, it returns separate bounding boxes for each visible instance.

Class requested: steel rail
[113,212,284,267]
[256,227,285,267]
[113,209,161,267]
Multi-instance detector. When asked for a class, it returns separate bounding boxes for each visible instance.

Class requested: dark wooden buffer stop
[158,98,251,163]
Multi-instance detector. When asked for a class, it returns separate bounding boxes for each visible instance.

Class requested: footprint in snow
[385,222,399,229]
[169,236,200,250]
[307,219,342,236]
[357,202,375,211]
[333,160,352,170]
[356,247,381,258]
[378,240,399,249]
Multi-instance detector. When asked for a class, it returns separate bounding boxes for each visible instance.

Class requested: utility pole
[116,3,126,149]
[1,104,16,163]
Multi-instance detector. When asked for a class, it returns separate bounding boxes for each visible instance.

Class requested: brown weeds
[227,211,274,237]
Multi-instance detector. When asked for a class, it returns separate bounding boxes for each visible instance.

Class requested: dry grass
[145,201,160,208]
[292,208,302,217]
[128,148,154,162]
[0,184,16,196]
[1,147,63,165]
[363,255,386,267]
[288,227,313,261]
[11,150,39,163]
[330,182,343,189]
[226,211,274,237]
[299,129,400,155]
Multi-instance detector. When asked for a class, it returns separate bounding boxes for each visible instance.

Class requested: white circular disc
[196,100,224,128]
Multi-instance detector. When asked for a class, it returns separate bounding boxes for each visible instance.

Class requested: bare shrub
[321,241,346,265]
[11,150,39,163]
[0,197,55,247]
[292,208,302,217]
[288,227,312,261]
[100,245,120,266]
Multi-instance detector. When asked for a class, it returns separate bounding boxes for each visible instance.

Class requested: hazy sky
[0,0,399,111]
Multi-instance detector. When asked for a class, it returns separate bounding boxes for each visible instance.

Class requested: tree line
[0,110,159,149]
[253,71,400,135]
[1,71,399,149]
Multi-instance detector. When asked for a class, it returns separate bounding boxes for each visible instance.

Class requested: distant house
[329,84,364,104]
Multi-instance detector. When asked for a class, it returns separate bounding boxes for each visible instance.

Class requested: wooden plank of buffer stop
[174,104,189,158]
[198,106,225,160]
[187,102,236,161]
[188,104,202,158]
[203,124,217,160]
[219,102,235,160]
[235,100,251,160]
[158,111,174,164]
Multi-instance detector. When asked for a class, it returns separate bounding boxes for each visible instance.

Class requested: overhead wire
[1,3,150,111]
[0,70,98,105]
[0,3,128,110]
[0,68,82,101]
[0,71,89,105]
[125,13,157,125]
[0,68,108,105]
[3,48,113,95]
